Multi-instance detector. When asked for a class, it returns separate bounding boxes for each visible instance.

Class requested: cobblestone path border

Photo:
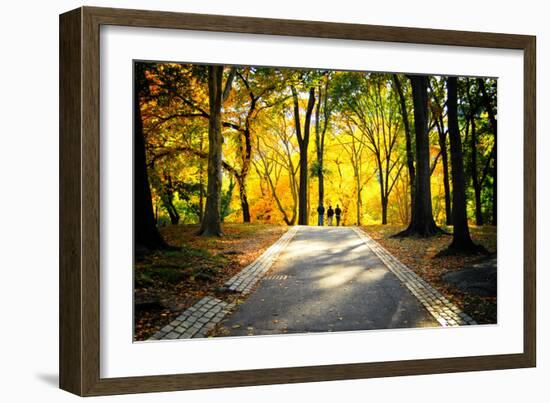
[149,297,235,340]
[352,227,477,327]
[223,226,299,294]
[149,227,299,340]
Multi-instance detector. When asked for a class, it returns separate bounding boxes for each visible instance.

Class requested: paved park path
[217,226,438,336]
[150,226,477,341]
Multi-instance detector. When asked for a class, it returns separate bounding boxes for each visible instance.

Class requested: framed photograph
[59,6,536,396]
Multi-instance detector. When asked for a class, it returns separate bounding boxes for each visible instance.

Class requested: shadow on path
[216,226,438,337]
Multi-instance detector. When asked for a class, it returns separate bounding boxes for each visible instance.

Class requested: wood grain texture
[523,37,537,367]
[59,6,537,396]
[81,7,102,396]
[59,8,83,396]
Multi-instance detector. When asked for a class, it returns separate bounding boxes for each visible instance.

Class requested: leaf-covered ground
[362,225,497,324]
[134,223,287,341]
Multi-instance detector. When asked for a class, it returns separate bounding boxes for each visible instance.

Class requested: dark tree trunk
[431,78,452,226]
[239,126,252,223]
[318,156,324,205]
[492,158,497,225]
[198,133,205,223]
[292,85,316,226]
[298,143,308,226]
[198,65,224,236]
[315,87,325,208]
[396,75,441,237]
[165,201,180,225]
[355,167,362,226]
[447,77,479,252]
[315,76,330,211]
[198,175,204,223]
[478,79,497,226]
[237,175,251,223]
[439,129,453,226]
[375,158,388,225]
[381,195,388,225]
[469,115,483,225]
[163,175,180,225]
[237,91,254,223]
[393,74,416,207]
[134,63,168,250]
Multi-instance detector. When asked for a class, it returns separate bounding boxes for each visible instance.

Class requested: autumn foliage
[137,63,497,231]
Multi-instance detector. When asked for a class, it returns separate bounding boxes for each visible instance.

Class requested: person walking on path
[317,204,325,226]
[335,204,342,226]
[327,205,334,226]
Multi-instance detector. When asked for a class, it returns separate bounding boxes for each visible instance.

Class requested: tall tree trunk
[375,158,388,225]
[381,195,388,225]
[237,175,251,223]
[315,76,330,210]
[134,63,168,250]
[469,115,483,225]
[431,77,452,226]
[198,65,224,236]
[396,75,441,237]
[165,200,180,225]
[315,86,325,208]
[447,77,479,252]
[356,168,362,226]
[292,85,316,225]
[238,123,253,223]
[439,129,453,225]
[478,79,497,226]
[198,133,205,223]
[393,74,416,208]
[163,175,180,225]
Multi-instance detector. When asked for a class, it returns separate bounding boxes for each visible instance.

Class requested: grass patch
[134,223,288,341]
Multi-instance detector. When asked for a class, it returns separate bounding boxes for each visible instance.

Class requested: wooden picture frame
[59,6,536,396]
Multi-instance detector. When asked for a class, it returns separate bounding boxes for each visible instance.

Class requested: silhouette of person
[327,205,334,226]
[335,204,342,226]
[317,204,325,226]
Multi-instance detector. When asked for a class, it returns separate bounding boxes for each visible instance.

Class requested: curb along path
[223,226,299,294]
[148,226,299,341]
[352,227,477,327]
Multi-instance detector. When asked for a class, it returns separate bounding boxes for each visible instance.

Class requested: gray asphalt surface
[217,226,439,336]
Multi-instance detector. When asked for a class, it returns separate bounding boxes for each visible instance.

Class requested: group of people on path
[316,204,342,226]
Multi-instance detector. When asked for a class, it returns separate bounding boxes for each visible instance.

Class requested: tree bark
[238,100,254,223]
[447,77,479,252]
[198,65,224,236]
[315,75,330,211]
[315,87,325,209]
[198,133,205,223]
[163,175,180,225]
[236,174,251,223]
[469,115,484,225]
[430,78,452,226]
[134,63,168,250]
[478,79,497,225]
[356,167,362,226]
[381,195,388,225]
[396,75,441,237]
[292,85,316,225]
[393,74,416,208]
[439,128,453,226]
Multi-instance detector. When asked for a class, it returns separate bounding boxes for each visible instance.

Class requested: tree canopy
[134,62,497,250]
